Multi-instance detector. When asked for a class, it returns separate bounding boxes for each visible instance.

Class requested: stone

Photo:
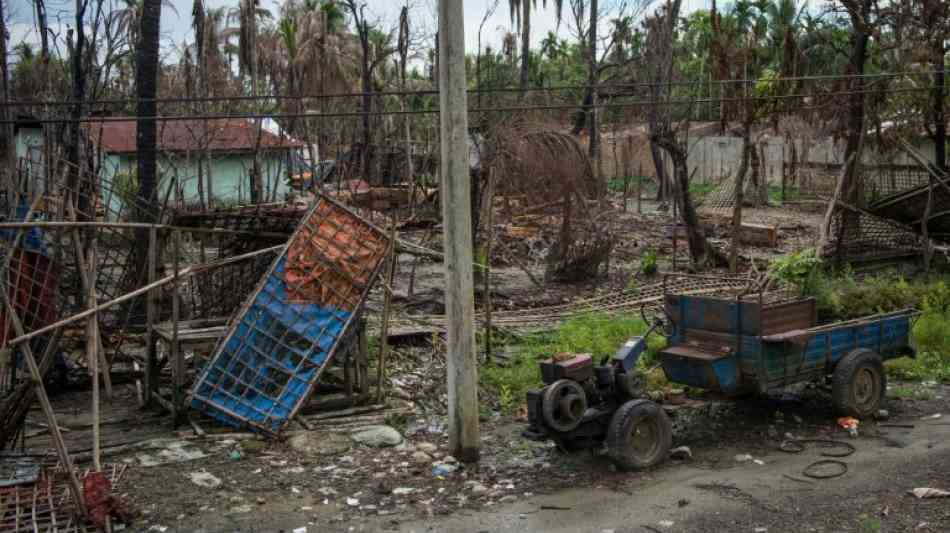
[734,454,754,463]
[351,425,404,448]
[470,483,489,495]
[288,432,351,457]
[411,451,432,464]
[416,442,438,453]
[876,409,890,420]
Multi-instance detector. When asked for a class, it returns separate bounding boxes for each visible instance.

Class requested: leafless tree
[644,0,726,267]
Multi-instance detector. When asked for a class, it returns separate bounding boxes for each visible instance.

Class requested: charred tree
[132,0,162,278]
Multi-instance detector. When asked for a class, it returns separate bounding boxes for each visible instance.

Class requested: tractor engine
[524,344,646,451]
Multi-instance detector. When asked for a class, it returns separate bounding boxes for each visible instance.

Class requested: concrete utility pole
[438,0,480,463]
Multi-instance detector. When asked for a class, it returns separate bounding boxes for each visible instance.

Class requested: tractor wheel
[606,399,672,470]
[832,349,886,419]
[541,379,588,433]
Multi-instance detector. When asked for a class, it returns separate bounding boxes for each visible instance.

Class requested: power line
[0,86,931,126]
[0,70,938,108]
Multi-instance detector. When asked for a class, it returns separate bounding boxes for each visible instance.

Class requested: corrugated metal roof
[86,119,304,154]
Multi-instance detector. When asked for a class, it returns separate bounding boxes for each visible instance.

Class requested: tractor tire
[606,399,672,471]
[832,349,886,419]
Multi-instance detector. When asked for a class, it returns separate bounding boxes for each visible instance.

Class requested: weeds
[480,313,663,414]
[886,383,937,401]
[639,249,659,276]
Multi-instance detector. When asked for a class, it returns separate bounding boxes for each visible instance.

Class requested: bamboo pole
[67,217,113,400]
[483,169,495,363]
[0,220,290,239]
[0,292,86,516]
[637,162,643,214]
[7,244,284,347]
[172,229,183,426]
[84,228,103,471]
[377,224,397,403]
[144,226,158,406]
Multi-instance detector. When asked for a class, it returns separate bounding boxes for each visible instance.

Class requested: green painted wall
[100,150,292,214]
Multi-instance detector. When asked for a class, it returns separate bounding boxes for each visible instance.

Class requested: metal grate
[822,202,923,263]
[190,194,389,435]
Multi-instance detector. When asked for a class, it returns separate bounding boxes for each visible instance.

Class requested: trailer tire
[607,399,671,470]
[832,349,885,419]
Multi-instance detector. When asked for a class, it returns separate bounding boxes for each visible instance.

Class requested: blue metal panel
[711,357,739,393]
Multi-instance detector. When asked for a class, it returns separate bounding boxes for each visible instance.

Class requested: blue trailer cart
[524,275,917,470]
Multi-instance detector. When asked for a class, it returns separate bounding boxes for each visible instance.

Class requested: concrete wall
[601,133,939,187]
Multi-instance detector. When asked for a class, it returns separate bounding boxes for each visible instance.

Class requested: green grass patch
[769,184,801,203]
[688,181,717,198]
[481,313,664,414]
[607,176,654,195]
[886,381,938,401]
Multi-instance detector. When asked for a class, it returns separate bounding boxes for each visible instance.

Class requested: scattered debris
[908,488,950,499]
[188,471,222,489]
[669,446,693,460]
[837,417,860,437]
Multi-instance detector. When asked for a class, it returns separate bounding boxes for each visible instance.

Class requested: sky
[6,0,710,61]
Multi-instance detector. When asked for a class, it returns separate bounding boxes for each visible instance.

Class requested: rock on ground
[351,425,404,448]
[288,431,351,456]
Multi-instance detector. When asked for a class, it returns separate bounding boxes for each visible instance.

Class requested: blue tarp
[191,257,352,432]
[0,201,47,254]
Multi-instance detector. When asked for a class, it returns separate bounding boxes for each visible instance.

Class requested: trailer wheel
[832,349,885,419]
[607,399,672,470]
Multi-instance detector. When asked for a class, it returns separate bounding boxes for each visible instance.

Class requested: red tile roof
[86,119,304,154]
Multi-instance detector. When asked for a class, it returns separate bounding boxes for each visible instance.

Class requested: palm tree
[508,0,565,94]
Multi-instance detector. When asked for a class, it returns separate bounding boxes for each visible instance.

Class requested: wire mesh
[190,194,389,434]
[822,203,923,263]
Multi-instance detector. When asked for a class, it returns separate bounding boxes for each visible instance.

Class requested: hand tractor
[524,278,917,470]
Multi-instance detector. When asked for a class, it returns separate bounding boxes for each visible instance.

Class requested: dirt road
[112,385,949,533]
[384,424,948,533]
[377,391,950,533]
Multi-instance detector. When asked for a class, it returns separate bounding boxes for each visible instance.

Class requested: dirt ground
[66,382,946,533]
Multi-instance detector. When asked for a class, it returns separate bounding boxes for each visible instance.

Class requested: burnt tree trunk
[655,132,727,268]
[132,0,163,280]
[933,38,946,173]
[587,0,600,179]
[0,0,13,175]
[730,123,752,272]
[66,0,87,214]
[520,0,530,95]
[820,0,871,252]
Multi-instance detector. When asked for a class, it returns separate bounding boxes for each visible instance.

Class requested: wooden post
[438,0,480,463]
[85,232,102,470]
[67,220,113,402]
[483,170,494,363]
[781,144,787,204]
[145,226,158,406]
[923,175,935,272]
[377,224,397,403]
[172,229,183,426]
[637,162,643,215]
